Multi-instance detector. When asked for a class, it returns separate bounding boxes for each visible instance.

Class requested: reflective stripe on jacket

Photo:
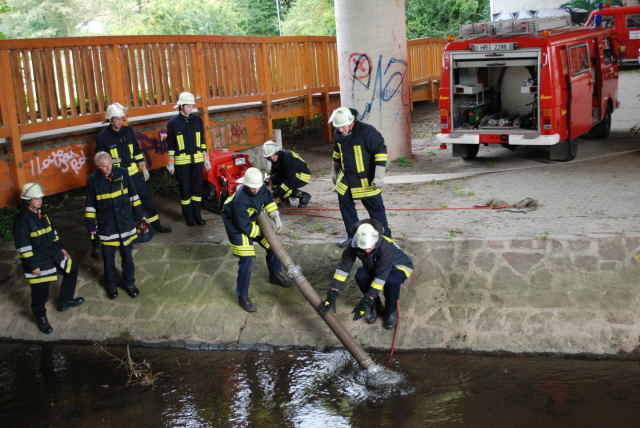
[221,185,278,257]
[85,166,143,246]
[167,113,206,165]
[332,121,388,199]
[96,125,145,177]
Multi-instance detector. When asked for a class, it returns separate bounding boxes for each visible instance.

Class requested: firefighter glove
[372,165,386,188]
[318,289,339,315]
[203,154,212,171]
[269,210,283,234]
[138,162,150,181]
[331,161,340,185]
[166,156,175,175]
[352,296,374,321]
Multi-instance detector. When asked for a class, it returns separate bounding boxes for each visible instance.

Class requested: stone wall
[1,236,639,357]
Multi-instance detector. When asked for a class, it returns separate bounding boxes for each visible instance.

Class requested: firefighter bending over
[328,107,391,248]
[262,140,312,208]
[85,152,144,300]
[14,183,84,334]
[318,219,413,330]
[96,103,172,236]
[222,167,291,312]
[166,92,212,226]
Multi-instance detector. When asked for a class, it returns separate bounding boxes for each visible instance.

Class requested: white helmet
[106,103,126,120]
[238,167,264,189]
[353,223,379,250]
[328,107,355,128]
[21,182,45,200]
[175,91,195,107]
[262,140,278,158]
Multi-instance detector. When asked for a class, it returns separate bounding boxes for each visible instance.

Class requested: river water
[1,342,639,427]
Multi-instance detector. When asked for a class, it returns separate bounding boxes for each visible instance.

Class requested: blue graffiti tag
[350,54,409,121]
[135,129,168,167]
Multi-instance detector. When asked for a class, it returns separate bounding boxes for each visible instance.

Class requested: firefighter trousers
[354,267,404,315]
[131,172,160,224]
[338,191,391,238]
[235,248,281,297]
[175,163,203,221]
[102,243,135,292]
[30,262,78,317]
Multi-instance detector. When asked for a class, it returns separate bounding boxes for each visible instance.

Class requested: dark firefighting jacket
[96,125,145,177]
[332,236,413,297]
[221,185,278,257]
[269,150,311,198]
[14,206,72,284]
[167,113,206,166]
[85,166,143,246]
[332,120,388,199]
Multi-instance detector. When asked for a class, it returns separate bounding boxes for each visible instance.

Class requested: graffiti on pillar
[212,120,248,149]
[135,129,168,167]
[30,148,87,177]
[348,53,409,121]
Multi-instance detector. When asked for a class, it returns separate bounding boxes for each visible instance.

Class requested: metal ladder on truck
[460,15,572,37]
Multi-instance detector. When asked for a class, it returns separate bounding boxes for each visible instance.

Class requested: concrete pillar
[334,0,411,160]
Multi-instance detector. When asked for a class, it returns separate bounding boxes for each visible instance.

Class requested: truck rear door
[566,43,593,139]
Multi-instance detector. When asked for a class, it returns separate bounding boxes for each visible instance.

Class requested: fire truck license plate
[470,42,517,52]
[235,157,246,165]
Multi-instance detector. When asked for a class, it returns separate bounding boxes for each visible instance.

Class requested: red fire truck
[586,5,640,65]
[437,16,620,161]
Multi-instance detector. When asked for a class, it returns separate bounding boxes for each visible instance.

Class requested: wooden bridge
[0,35,445,206]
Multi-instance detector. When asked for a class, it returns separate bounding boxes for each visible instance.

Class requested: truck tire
[587,109,611,139]
[452,144,479,160]
[549,139,578,161]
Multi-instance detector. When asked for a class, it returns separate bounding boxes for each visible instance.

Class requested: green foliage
[560,0,623,12]
[394,156,413,168]
[0,206,18,242]
[281,0,335,36]
[406,0,489,38]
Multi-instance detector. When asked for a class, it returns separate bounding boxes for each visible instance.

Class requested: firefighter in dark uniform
[96,103,171,235]
[166,91,211,226]
[85,152,144,300]
[262,140,312,208]
[222,167,291,313]
[318,219,413,330]
[14,183,84,334]
[328,107,391,248]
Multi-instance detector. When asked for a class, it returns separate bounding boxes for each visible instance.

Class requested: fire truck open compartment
[450,49,540,133]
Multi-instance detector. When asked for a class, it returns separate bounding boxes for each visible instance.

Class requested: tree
[406,0,489,39]
[560,0,623,12]
[281,0,335,36]
[0,0,9,39]
[136,0,243,35]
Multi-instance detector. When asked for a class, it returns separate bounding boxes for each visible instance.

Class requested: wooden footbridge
[0,35,445,206]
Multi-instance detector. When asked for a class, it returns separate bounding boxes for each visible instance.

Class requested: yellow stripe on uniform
[264,202,278,213]
[353,145,365,173]
[374,153,388,162]
[296,172,311,183]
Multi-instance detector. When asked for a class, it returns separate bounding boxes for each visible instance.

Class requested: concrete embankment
[2,236,639,357]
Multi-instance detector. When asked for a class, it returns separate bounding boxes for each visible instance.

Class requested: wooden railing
[0,34,446,189]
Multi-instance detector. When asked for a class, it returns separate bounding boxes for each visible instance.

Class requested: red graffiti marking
[348,53,372,80]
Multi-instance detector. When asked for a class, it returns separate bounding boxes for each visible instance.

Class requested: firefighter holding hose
[222,167,292,312]
[318,219,413,330]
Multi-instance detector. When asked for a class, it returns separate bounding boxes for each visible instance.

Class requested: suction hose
[257,212,375,369]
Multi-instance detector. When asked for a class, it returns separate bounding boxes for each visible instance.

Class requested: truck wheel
[549,139,578,161]
[588,110,611,139]
[452,144,479,160]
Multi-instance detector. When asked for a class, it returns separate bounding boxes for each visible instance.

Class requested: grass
[393,156,413,168]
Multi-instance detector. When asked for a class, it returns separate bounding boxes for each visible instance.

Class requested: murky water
[1,342,639,428]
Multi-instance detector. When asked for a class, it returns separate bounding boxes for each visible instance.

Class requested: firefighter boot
[124,284,140,299]
[298,191,312,208]
[384,311,398,330]
[238,295,256,313]
[58,297,85,312]
[365,297,382,324]
[152,221,172,233]
[194,215,206,226]
[269,272,292,288]
[36,316,53,334]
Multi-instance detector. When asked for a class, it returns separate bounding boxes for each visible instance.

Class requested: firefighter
[166,92,212,226]
[13,183,84,334]
[262,140,312,208]
[96,103,171,235]
[317,219,412,330]
[222,167,291,313]
[328,107,391,248]
[85,152,144,300]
